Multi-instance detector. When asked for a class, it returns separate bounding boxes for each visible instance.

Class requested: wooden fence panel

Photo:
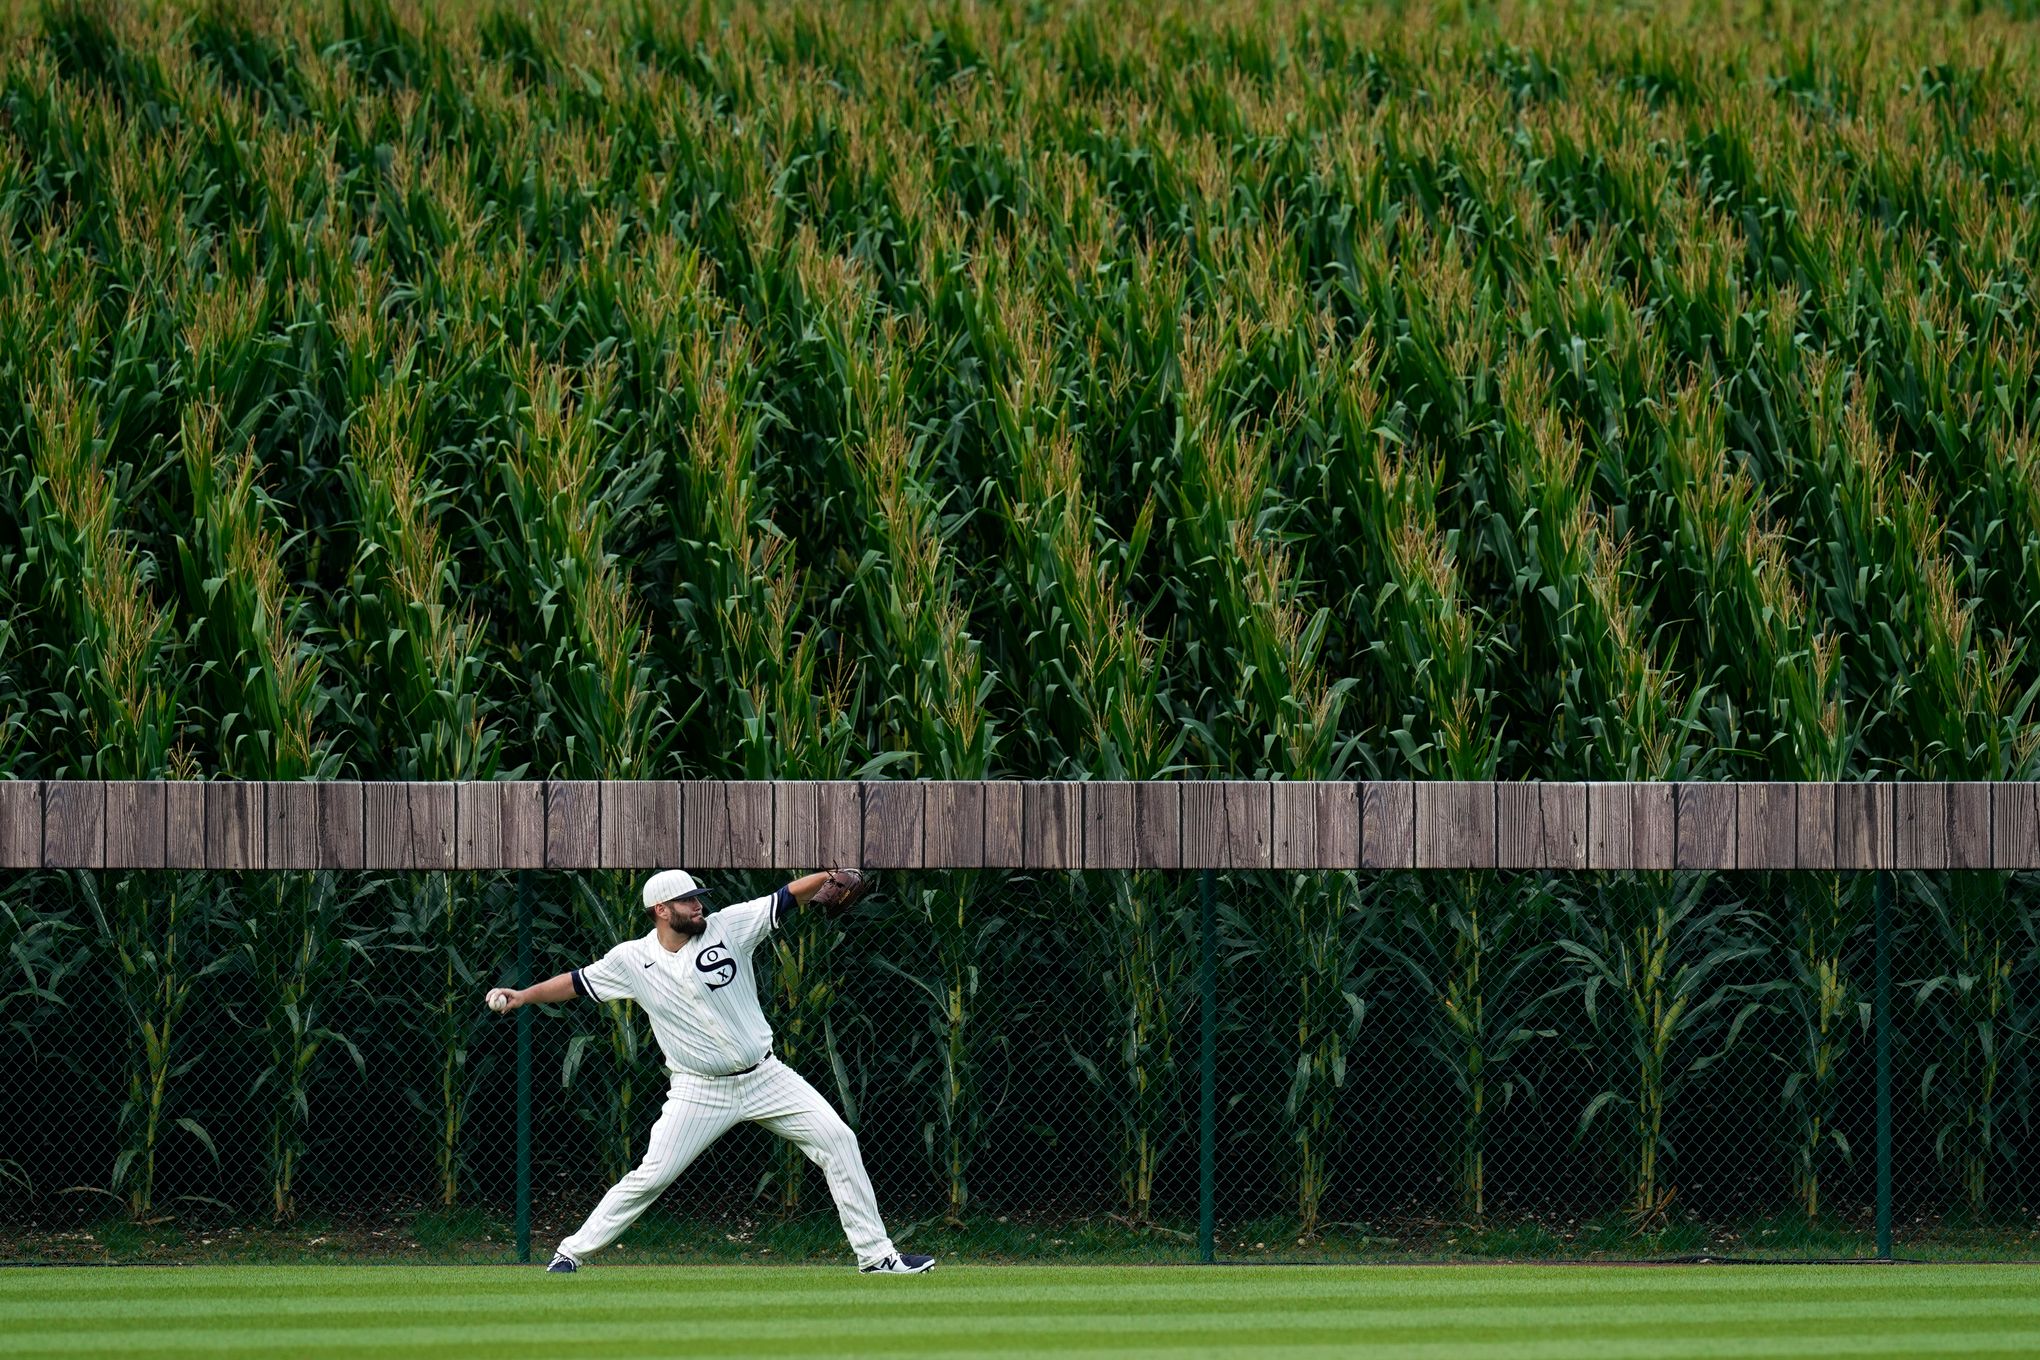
[1947,782,1992,870]
[265,782,321,870]
[1795,783,1837,871]
[983,781,1023,869]
[1083,782,1135,870]
[1589,783,1673,871]
[311,782,360,870]
[7,779,2035,872]
[602,781,682,869]
[1498,782,1585,870]
[1836,784,1894,870]
[1895,784,1949,870]
[1133,783,1181,871]
[1993,783,2039,870]
[43,781,104,869]
[1361,782,1414,869]
[1735,782,1797,871]
[925,782,986,869]
[683,781,772,869]
[106,781,167,870]
[1022,782,1081,871]
[1675,784,1736,870]
[1416,782,1495,869]
[545,781,600,869]
[0,782,39,869]
[861,783,924,869]
[365,782,453,871]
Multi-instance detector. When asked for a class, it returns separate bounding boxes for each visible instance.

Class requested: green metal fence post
[1874,868,1893,1261]
[516,869,533,1265]
[1199,869,1216,1266]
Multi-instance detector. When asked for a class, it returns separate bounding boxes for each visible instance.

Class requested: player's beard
[670,910,707,938]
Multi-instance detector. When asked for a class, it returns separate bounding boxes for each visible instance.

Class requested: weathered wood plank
[1361,782,1415,869]
[1835,783,1894,869]
[773,781,817,869]
[1794,783,1837,870]
[1498,782,1586,870]
[105,781,167,869]
[861,782,924,869]
[815,782,863,869]
[1221,781,1272,869]
[264,782,321,870]
[1023,782,1082,870]
[1313,783,1361,869]
[1271,782,1317,870]
[1494,783,1538,869]
[1416,781,1496,869]
[1895,783,1949,870]
[983,781,1024,868]
[544,781,601,869]
[366,782,453,870]
[43,781,105,869]
[501,782,545,869]
[1992,783,2039,870]
[1590,783,1674,871]
[1181,782,1222,870]
[0,781,39,869]
[204,782,263,871]
[1182,782,1269,869]
[1082,782,1136,870]
[1133,782,1181,871]
[1947,782,1992,870]
[925,782,986,868]
[313,782,362,870]
[1635,784,1675,869]
[1991,782,2040,868]
[456,782,503,870]
[602,781,682,868]
[1674,784,1736,870]
[1544,782,1589,870]
[1735,782,1797,871]
[684,781,771,869]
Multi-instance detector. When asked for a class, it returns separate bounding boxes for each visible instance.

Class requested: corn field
[4,0,2040,1262]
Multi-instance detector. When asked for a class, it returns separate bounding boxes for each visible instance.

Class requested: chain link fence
[1,868,2035,1264]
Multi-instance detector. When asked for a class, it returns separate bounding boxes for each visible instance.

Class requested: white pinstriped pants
[558,1057,896,1266]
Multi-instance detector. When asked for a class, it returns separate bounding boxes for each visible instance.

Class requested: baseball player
[485,867,935,1275]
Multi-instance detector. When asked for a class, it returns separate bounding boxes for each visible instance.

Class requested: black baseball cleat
[859,1253,935,1275]
[546,1253,579,1273]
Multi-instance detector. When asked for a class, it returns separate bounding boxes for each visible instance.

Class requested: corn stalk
[978,248,1187,1222]
[490,352,667,1182]
[1170,268,1361,1238]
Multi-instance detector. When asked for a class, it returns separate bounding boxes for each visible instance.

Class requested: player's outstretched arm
[486,972,577,1013]
[785,871,833,904]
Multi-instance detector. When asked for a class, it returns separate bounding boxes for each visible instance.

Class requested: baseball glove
[809,868,872,912]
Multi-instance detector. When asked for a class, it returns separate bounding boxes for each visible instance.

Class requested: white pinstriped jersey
[572,888,792,1078]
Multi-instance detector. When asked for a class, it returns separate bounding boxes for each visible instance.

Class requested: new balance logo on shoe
[858,1253,935,1275]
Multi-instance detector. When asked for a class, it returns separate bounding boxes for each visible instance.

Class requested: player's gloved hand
[486,986,521,1013]
[808,868,872,912]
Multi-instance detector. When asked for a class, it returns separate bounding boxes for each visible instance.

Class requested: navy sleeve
[771,885,795,927]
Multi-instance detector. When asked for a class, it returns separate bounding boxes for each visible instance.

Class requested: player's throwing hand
[485,987,520,1013]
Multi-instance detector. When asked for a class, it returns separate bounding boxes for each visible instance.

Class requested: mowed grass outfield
[4,1265,2039,1359]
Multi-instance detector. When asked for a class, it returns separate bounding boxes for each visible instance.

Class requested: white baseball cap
[642,869,708,908]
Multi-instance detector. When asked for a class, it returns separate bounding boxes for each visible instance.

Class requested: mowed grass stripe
[11,1262,2030,1300]
[11,1322,2040,1360]
[6,1286,2037,1332]
[2,1266,2035,1360]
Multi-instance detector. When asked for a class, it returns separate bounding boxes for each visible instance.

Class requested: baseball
[488,989,510,1013]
